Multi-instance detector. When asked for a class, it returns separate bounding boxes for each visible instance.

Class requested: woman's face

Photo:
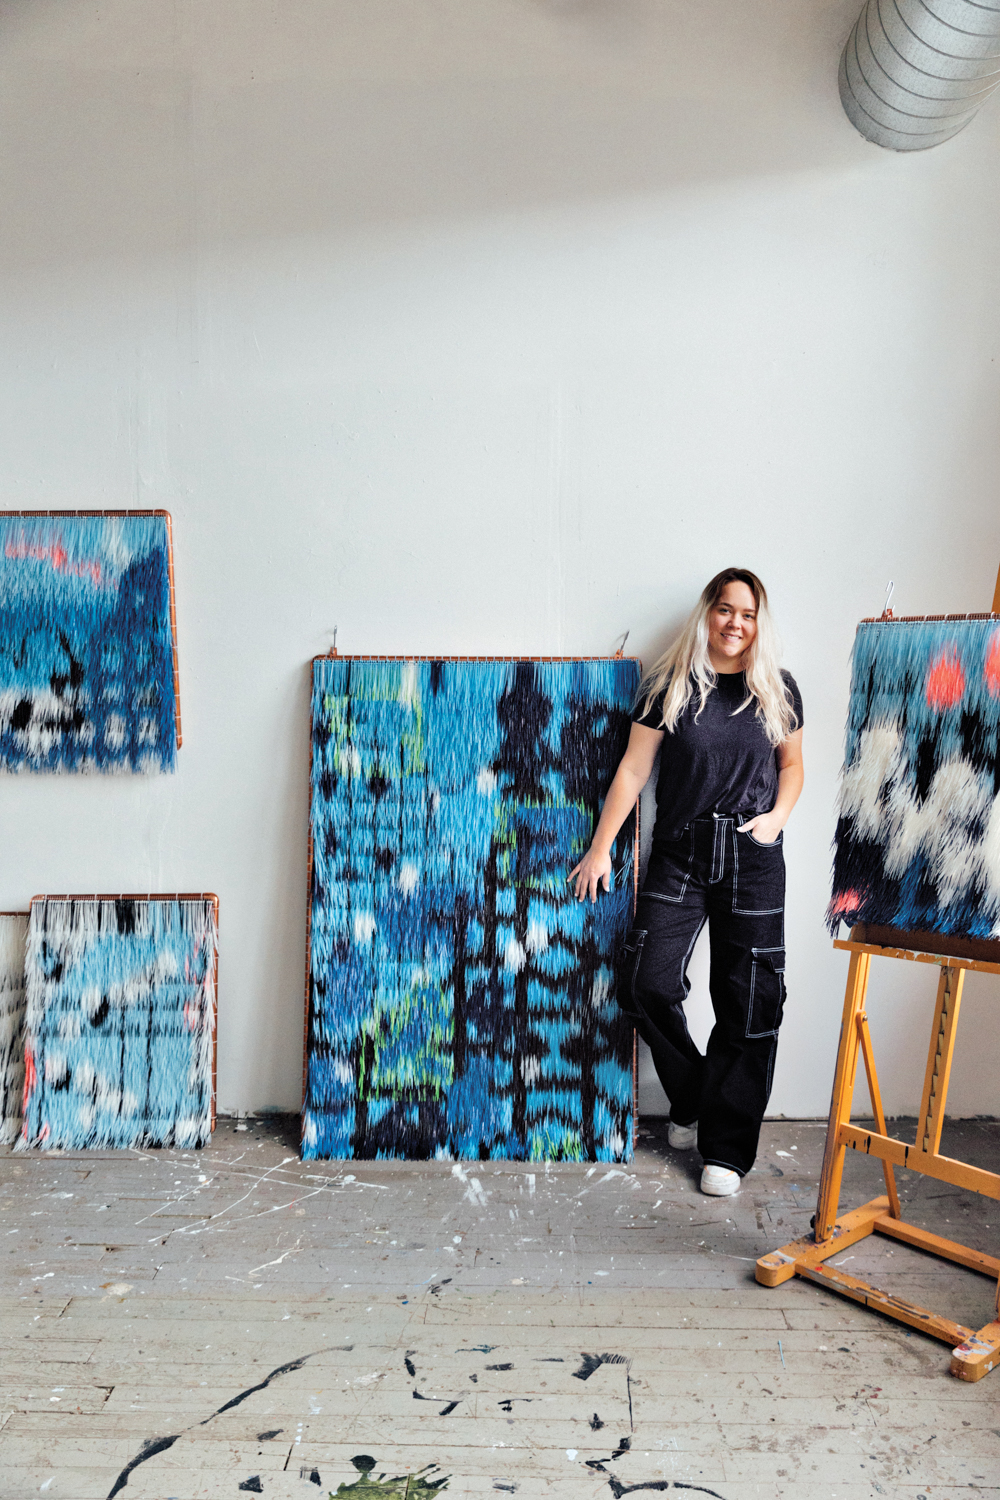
[707,580,758,672]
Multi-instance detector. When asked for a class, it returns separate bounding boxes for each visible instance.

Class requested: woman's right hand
[568,847,613,904]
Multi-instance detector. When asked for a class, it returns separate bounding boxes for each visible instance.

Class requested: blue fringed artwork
[0,511,180,773]
[0,913,28,1146]
[303,656,639,1163]
[829,617,1000,939]
[21,896,217,1150]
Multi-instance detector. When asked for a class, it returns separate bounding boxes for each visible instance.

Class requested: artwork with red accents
[828,617,1000,939]
[0,512,180,773]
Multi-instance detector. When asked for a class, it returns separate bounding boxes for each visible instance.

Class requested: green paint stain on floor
[332,1456,450,1495]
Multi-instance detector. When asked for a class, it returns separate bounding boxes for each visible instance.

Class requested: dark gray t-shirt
[632,670,803,845]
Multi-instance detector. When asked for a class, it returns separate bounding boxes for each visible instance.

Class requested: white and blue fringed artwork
[0,913,28,1146]
[21,897,217,1150]
[829,617,1000,939]
[304,656,639,1163]
[0,512,179,773]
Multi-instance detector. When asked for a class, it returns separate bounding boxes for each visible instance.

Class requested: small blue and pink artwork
[0,511,179,773]
[829,617,1000,940]
[304,656,639,1163]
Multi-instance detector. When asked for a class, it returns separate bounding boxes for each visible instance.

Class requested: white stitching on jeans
[746,831,783,848]
[709,818,720,883]
[645,833,694,904]
[679,915,708,998]
[624,929,647,1002]
[746,953,785,1039]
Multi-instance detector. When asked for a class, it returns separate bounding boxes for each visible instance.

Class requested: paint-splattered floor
[1,1116,998,1499]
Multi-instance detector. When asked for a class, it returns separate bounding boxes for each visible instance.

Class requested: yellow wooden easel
[757,567,1000,1381]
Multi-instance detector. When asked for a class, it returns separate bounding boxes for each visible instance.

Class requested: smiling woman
[569,568,804,1197]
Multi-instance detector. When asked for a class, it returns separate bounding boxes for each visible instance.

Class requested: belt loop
[710,815,723,882]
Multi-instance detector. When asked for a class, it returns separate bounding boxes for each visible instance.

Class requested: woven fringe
[304,657,638,1163]
[20,898,216,1150]
[828,619,1000,938]
[0,914,28,1146]
[0,514,176,773]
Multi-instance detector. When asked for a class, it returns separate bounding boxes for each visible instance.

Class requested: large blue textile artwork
[21,897,217,1150]
[0,512,178,772]
[304,656,639,1162]
[829,618,1000,939]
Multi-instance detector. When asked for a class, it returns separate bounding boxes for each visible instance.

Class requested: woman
[570,568,804,1196]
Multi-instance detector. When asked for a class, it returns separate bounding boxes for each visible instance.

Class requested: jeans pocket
[732,834,785,915]
[746,828,784,849]
[622,928,647,1003]
[747,946,786,1038]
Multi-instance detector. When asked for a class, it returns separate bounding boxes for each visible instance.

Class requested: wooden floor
[1,1115,998,1499]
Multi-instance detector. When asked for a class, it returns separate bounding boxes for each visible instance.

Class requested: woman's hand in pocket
[568,847,612,902]
[737,813,783,845]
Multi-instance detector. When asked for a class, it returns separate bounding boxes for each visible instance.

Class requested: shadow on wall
[3,0,867,275]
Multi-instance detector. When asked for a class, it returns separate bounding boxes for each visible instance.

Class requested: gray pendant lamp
[840,0,1000,150]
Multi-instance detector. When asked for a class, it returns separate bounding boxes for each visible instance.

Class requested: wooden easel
[757,566,1000,1381]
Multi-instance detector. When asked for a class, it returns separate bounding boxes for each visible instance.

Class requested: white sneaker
[667,1120,698,1150]
[700,1164,741,1196]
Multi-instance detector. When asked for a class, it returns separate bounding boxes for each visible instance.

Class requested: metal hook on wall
[881,582,894,621]
[613,630,630,659]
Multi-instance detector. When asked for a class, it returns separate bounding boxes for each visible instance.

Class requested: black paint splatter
[105,1350,327,1498]
[572,1352,630,1381]
[106,1436,181,1499]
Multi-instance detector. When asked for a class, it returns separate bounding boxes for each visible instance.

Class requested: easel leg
[917,964,964,1158]
[815,951,870,1241]
[856,1010,901,1219]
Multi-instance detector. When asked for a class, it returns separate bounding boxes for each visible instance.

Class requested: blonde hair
[638,568,798,747]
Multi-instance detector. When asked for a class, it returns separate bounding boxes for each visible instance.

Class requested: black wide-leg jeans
[619,814,786,1177]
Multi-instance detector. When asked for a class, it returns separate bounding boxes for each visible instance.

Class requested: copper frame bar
[301,652,642,1157]
[858,611,999,623]
[29,891,219,1132]
[0,508,182,750]
[851,922,1000,967]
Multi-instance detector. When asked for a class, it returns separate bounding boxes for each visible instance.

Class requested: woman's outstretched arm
[569,722,664,903]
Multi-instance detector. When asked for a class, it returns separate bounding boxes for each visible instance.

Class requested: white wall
[1,0,998,1119]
